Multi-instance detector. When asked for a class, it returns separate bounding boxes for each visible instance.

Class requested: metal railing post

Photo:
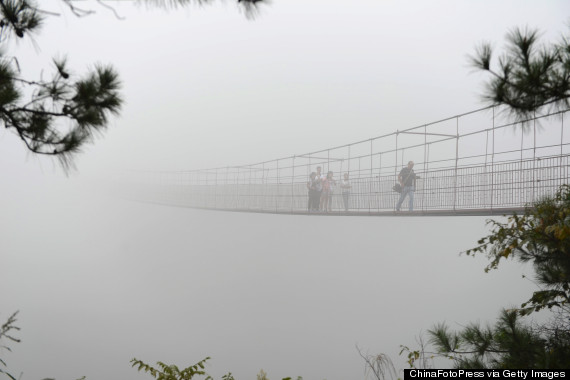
[291,156,295,213]
[453,117,459,211]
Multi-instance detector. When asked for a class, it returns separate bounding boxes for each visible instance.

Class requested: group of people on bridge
[306,161,419,213]
[306,166,351,213]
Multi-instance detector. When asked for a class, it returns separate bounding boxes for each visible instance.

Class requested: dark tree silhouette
[0,311,20,380]
[470,26,570,122]
[0,0,266,169]
[429,309,570,369]
[424,185,570,369]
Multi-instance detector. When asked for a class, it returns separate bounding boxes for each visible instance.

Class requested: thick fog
[1,1,569,379]
[2,181,535,379]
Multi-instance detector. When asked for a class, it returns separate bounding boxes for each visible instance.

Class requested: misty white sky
[1,1,569,379]
[1,0,569,177]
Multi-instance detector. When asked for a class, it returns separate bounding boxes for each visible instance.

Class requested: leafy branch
[465,185,570,315]
[0,311,20,380]
[131,357,214,380]
[470,26,570,125]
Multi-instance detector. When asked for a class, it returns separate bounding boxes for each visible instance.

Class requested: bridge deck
[146,202,527,217]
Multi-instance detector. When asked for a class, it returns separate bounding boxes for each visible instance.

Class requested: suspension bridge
[125,105,570,216]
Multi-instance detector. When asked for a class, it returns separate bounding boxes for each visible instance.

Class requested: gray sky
[1,1,569,379]
[1,0,569,175]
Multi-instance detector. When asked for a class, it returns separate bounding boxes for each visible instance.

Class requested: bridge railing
[126,105,570,214]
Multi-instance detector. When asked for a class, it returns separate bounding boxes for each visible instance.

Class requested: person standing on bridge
[340,173,352,212]
[396,161,418,212]
[307,172,319,212]
[315,166,324,211]
[321,171,336,212]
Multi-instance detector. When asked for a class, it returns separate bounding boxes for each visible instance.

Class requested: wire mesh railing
[125,105,570,215]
